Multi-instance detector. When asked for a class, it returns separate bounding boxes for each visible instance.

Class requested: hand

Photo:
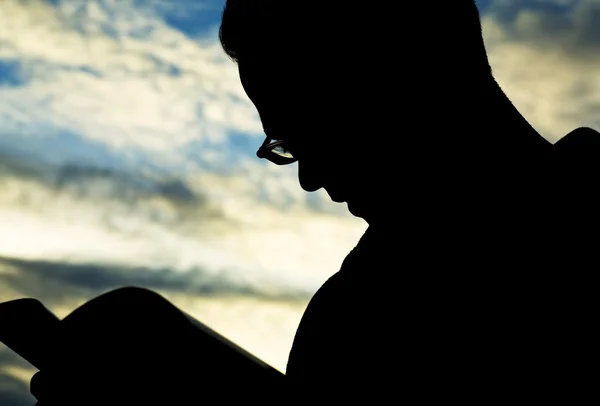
[30,363,195,405]
[28,287,207,404]
[28,287,285,404]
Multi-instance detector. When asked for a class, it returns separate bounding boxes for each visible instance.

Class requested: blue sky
[1,0,600,401]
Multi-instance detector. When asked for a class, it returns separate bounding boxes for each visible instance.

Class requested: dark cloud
[0,154,201,205]
[0,372,34,406]
[0,347,36,406]
[0,151,230,230]
[0,347,34,371]
[0,256,312,307]
[52,163,200,205]
[486,0,600,58]
[486,0,573,25]
[574,0,600,49]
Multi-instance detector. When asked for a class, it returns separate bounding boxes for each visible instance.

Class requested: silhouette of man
[219,0,597,397]
[29,0,597,402]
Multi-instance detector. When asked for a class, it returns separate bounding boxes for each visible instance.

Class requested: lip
[326,189,345,203]
[347,199,363,217]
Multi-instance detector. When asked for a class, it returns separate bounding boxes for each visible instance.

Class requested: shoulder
[294,225,388,327]
[286,226,392,379]
[285,273,357,381]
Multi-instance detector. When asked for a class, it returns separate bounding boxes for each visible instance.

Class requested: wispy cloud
[0,0,260,167]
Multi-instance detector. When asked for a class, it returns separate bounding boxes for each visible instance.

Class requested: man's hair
[219,0,491,75]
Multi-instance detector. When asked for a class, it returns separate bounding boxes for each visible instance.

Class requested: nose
[297,159,325,192]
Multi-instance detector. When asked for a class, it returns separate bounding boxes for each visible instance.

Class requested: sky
[1,0,600,403]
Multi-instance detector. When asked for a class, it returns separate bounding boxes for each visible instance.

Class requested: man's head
[219,1,493,223]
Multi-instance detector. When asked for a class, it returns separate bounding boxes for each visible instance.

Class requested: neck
[364,78,552,226]
[362,77,552,227]
[476,78,551,156]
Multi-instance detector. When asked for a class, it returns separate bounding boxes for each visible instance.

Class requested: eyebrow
[270,136,294,142]
[263,128,290,142]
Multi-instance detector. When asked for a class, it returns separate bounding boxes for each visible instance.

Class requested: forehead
[238,61,292,141]
[238,54,322,97]
[238,57,335,140]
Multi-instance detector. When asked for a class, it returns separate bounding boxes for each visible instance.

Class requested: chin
[347,199,380,224]
[347,200,366,219]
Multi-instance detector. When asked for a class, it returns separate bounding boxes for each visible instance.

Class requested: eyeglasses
[256,137,299,165]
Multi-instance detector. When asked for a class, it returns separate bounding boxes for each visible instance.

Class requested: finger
[30,371,47,400]
[31,370,82,405]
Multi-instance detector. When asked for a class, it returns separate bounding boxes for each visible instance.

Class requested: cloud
[0,0,261,168]
[0,155,366,300]
[0,346,37,406]
[482,0,600,142]
[2,0,598,396]
[0,0,352,217]
[0,150,362,373]
[0,154,201,205]
[0,255,314,302]
[0,370,34,406]
[9,0,600,387]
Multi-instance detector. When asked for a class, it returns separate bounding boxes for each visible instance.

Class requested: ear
[553,127,600,168]
[552,126,600,185]
[554,127,600,149]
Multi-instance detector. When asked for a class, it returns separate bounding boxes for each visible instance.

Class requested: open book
[0,292,285,389]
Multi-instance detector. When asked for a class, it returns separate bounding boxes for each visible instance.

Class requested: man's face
[238,56,383,220]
